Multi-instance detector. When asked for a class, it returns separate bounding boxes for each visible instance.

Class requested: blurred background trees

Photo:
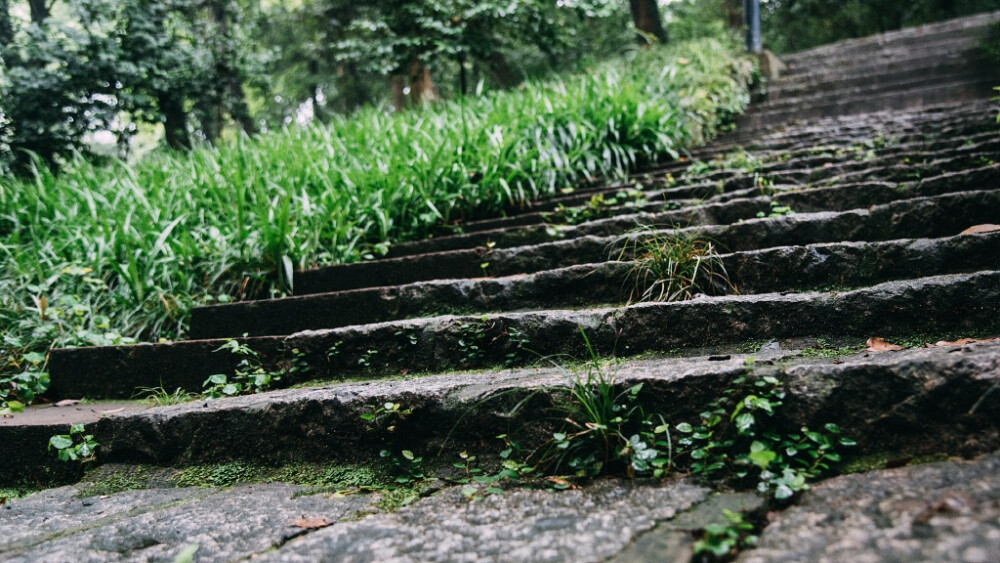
[0,0,995,174]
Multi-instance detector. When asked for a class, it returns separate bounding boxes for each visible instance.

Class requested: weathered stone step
[299,189,1000,294]
[738,79,999,133]
[190,232,1000,339]
[778,11,999,71]
[769,46,986,98]
[715,101,997,153]
[741,451,1000,562]
[779,34,988,85]
[450,129,999,241]
[15,340,1000,489]
[454,105,996,237]
[48,268,1000,400]
[383,162,999,259]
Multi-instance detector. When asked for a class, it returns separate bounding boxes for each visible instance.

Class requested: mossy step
[14,341,1000,490]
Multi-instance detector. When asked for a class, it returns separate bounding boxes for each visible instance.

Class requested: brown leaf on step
[959,224,1000,235]
[100,408,125,415]
[865,337,904,352]
[291,517,332,530]
[934,337,1000,347]
[53,399,81,408]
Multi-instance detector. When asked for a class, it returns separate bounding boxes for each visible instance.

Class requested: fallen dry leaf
[100,408,125,415]
[677,57,690,65]
[959,224,1000,235]
[53,399,81,408]
[291,517,332,530]
[934,337,999,347]
[866,337,904,352]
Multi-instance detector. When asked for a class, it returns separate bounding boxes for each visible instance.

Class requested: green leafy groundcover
[0,38,751,403]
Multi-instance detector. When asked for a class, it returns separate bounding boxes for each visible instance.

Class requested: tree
[628,0,667,45]
[1,0,120,170]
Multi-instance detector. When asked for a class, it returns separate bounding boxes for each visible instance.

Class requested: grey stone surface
[739,452,1000,563]
[0,478,712,562]
[1,483,372,562]
[261,479,708,563]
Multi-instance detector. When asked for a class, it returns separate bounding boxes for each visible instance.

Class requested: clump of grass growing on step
[135,385,194,406]
[530,333,673,479]
[620,229,734,302]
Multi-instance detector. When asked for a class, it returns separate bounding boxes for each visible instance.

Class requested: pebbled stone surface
[739,452,1000,563]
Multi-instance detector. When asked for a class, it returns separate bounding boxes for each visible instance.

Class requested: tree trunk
[28,0,51,25]
[159,93,190,150]
[390,57,439,111]
[628,0,667,45]
[485,51,519,89]
[0,0,14,46]
[723,0,743,30]
[208,0,254,138]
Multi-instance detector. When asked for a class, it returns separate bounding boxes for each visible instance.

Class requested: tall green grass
[0,39,750,384]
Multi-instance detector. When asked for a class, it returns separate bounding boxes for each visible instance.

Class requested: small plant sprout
[692,509,758,561]
[49,424,98,463]
[621,228,734,302]
[203,339,281,398]
[756,200,795,218]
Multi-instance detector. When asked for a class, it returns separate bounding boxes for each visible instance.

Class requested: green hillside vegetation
[0,38,751,405]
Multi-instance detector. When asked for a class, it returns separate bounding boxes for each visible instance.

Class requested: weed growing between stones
[202,339,281,398]
[529,333,672,478]
[135,385,194,406]
[620,228,733,302]
[544,189,647,226]
[756,200,794,219]
[48,423,98,463]
[692,509,758,561]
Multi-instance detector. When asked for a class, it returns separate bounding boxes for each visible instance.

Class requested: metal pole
[744,0,762,53]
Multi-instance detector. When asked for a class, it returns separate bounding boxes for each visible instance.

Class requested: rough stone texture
[739,452,1000,563]
[46,270,1000,399]
[189,232,1000,339]
[6,341,999,487]
[262,480,708,563]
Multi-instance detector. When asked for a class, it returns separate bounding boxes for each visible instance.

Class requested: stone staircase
[738,10,1000,134]
[2,12,1000,563]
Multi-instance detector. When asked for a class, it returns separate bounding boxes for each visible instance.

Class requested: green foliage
[202,339,280,397]
[622,229,733,302]
[674,374,854,500]
[756,200,795,219]
[48,423,99,463]
[546,189,647,226]
[173,461,262,487]
[136,385,194,406]
[533,332,673,478]
[0,348,49,414]
[0,38,749,402]
[692,509,758,561]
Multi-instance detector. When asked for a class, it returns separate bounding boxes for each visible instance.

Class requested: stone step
[11,340,1000,488]
[778,11,1000,71]
[710,101,997,154]
[382,161,999,260]
[293,189,1000,294]
[190,232,1000,339]
[48,269,1000,400]
[769,45,986,98]
[397,131,999,250]
[738,79,999,133]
